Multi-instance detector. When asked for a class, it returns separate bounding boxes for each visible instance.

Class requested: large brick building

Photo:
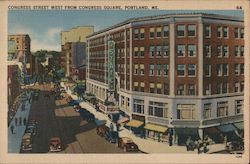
[86,13,244,144]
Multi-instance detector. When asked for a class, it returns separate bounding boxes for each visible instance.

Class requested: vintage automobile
[25,124,37,136]
[49,137,62,152]
[21,133,32,152]
[96,125,109,137]
[117,137,139,152]
[104,131,119,143]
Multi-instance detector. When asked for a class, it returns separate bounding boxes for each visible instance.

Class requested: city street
[24,83,127,153]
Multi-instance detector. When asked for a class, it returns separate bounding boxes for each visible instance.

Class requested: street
[24,83,127,153]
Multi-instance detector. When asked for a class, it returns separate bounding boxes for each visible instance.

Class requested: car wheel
[123,147,127,152]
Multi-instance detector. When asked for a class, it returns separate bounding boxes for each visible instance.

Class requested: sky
[8,10,243,52]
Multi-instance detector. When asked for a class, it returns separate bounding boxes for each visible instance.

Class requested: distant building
[86,13,244,144]
[61,26,94,81]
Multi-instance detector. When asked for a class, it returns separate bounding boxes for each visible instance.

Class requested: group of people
[186,136,209,153]
[10,116,27,134]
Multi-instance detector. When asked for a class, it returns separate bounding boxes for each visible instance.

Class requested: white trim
[169,19,175,97]
[198,21,203,97]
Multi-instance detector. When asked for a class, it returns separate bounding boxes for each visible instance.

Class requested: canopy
[217,124,237,133]
[126,120,144,128]
[144,123,168,133]
[117,117,129,124]
[233,122,244,130]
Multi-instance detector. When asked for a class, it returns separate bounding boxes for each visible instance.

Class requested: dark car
[104,131,118,143]
[79,108,90,117]
[49,137,62,152]
[68,100,79,106]
[85,113,95,122]
[117,137,139,152]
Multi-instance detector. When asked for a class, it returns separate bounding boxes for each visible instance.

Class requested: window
[223,27,228,38]
[217,26,222,38]
[240,64,244,75]
[235,100,243,114]
[205,25,211,38]
[150,27,155,38]
[235,46,240,57]
[121,96,125,108]
[204,83,211,95]
[240,46,244,56]
[216,83,222,94]
[177,84,185,95]
[223,64,228,76]
[134,47,139,57]
[134,82,139,91]
[188,84,195,95]
[217,102,228,117]
[134,29,139,39]
[217,45,222,57]
[126,98,130,109]
[140,28,145,39]
[217,64,222,76]
[163,64,168,76]
[134,64,139,75]
[163,26,169,37]
[204,103,212,119]
[204,64,211,77]
[188,45,196,57]
[163,45,169,57]
[177,104,195,120]
[140,47,145,57]
[133,99,144,114]
[140,64,144,75]
[240,28,244,39]
[156,83,162,94]
[188,64,196,76]
[164,83,169,95]
[240,81,244,92]
[150,46,155,57]
[156,46,161,57]
[222,82,228,94]
[149,101,168,118]
[235,64,240,75]
[177,64,185,76]
[149,64,154,75]
[140,82,144,92]
[235,28,239,38]
[188,25,196,37]
[177,25,185,37]
[156,27,162,37]
[204,45,211,57]
[223,46,229,57]
[234,82,240,92]
[150,83,155,93]
[156,64,161,76]
[177,45,185,57]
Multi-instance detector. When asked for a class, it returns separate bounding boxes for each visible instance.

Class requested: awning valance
[126,120,144,128]
[234,122,244,130]
[144,123,168,133]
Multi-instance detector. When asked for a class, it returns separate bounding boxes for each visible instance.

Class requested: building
[61,26,94,80]
[8,34,35,79]
[86,13,244,144]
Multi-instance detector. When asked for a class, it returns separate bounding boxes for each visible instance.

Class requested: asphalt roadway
[24,83,128,153]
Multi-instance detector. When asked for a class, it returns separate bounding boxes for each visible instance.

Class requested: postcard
[0,0,249,163]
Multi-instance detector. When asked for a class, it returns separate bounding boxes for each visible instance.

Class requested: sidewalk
[62,83,226,154]
[8,91,33,153]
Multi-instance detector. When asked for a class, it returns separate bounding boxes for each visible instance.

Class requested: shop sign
[108,40,115,91]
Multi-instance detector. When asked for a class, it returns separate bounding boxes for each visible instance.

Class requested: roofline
[87,13,243,38]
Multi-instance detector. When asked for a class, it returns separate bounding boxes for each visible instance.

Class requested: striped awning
[126,120,144,128]
[144,123,168,133]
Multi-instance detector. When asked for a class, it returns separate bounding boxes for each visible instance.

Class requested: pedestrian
[23,118,27,126]
[116,123,120,132]
[203,142,208,153]
[15,117,17,126]
[10,125,14,134]
[19,117,22,126]
[169,135,173,146]
[158,133,161,142]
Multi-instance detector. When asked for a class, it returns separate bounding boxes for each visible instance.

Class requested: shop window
[177,45,185,57]
[204,103,212,119]
[133,99,144,114]
[177,25,185,37]
[235,100,243,114]
[217,102,228,117]
[188,25,196,37]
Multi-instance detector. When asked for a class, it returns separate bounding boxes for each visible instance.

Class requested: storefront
[125,119,144,136]
[174,128,199,145]
[217,124,239,142]
[144,123,168,142]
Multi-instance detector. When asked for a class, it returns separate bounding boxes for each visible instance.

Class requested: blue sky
[8,10,243,52]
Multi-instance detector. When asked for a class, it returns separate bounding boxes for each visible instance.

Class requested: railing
[202,114,243,126]
[171,119,200,127]
[147,116,169,125]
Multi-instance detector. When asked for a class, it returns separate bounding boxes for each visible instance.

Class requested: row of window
[134,26,169,40]
[203,81,244,95]
[204,25,244,39]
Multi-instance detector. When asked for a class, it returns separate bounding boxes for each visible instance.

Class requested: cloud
[9,24,62,52]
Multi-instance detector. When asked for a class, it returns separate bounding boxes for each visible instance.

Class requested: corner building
[86,13,244,144]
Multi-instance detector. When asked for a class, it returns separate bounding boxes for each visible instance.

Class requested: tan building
[61,26,94,77]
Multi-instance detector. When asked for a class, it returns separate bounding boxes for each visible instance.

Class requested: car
[96,125,109,137]
[104,131,118,143]
[86,113,95,122]
[49,137,62,152]
[79,108,90,117]
[25,124,37,136]
[21,133,32,151]
[28,119,38,126]
[117,137,139,152]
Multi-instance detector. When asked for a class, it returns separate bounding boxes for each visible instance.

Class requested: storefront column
[198,128,203,140]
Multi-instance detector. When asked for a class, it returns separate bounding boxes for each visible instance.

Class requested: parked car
[21,133,32,152]
[25,124,37,136]
[117,137,139,152]
[104,131,118,143]
[49,137,62,152]
[96,125,109,137]
[79,108,89,117]
[86,113,95,122]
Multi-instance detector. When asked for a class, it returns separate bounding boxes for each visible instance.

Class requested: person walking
[169,135,173,146]
[10,125,14,134]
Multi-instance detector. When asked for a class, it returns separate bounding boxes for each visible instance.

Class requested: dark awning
[233,122,244,130]
[217,124,237,133]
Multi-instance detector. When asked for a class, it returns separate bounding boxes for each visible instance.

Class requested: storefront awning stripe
[233,122,244,130]
[126,120,143,128]
[144,123,168,133]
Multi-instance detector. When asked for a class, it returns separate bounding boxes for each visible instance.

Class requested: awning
[144,123,168,133]
[126,120,144,128]
[217,124,237,133]
[233,122,244,130]
[117,117,129,124]
[175,128,198,135]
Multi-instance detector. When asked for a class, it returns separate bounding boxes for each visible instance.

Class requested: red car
[49,137,62,152]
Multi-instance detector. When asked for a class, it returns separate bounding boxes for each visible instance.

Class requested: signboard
[107,40,115,91]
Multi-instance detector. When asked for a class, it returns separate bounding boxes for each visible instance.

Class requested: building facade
[8,34,35,78]
[86,13,244,144]
[61,26,94,80]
